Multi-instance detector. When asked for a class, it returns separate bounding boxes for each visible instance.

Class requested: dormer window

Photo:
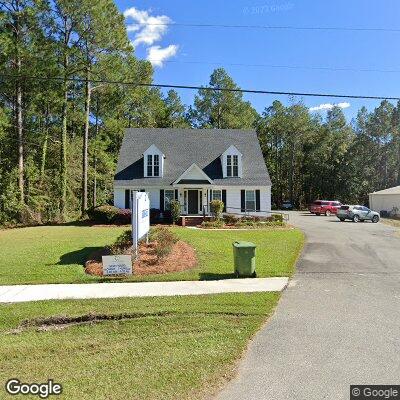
[147,154,160,177]
[222,145,242,178]
[227,155,239,177]
[143,145,164,178]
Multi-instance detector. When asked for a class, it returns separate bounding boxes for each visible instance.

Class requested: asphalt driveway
[217,212,400,400]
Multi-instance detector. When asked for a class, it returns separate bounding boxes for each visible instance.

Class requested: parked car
[282,201,294,210]
[309,200,342,216]
[336,205,380,223]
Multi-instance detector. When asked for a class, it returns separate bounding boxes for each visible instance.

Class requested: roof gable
[174,163,213,184]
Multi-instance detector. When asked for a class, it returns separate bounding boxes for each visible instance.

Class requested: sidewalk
[0,277,289,303]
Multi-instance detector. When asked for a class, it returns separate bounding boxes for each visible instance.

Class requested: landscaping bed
[85,226,197,276]
[200,213,286,229]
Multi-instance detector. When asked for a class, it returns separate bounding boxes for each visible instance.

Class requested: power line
[130,22,400,33]
[1,73,400,101]
[147,59,400,74]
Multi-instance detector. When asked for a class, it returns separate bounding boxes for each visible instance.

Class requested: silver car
[337,205,380,223]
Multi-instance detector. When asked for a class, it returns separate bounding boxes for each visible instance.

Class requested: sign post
[131,191,150,258]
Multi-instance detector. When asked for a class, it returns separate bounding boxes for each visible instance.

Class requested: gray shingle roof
[114,128,271,187]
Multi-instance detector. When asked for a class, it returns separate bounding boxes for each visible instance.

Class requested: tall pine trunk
[81,67,91,214]
[60,52,68,219]
[14,1,24,205]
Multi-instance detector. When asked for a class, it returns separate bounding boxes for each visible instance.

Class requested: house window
[233,155,239,177]
[227,155,239,177]
[212,189,222,201]
[245,190,256,212]
[153,155,159,177]
[164,190,175,211]
[227,155,232,177]
[146,154,160,177]
[147,155,153,177]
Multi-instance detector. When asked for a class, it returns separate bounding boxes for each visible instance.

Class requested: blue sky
[116,0,400,121]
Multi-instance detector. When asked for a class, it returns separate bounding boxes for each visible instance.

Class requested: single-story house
[114,128,272,218]
[369,185,400,216]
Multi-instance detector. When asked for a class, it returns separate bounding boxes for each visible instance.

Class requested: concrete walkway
[0,277,288,303]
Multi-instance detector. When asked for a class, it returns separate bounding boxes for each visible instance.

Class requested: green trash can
[233,241,256,277]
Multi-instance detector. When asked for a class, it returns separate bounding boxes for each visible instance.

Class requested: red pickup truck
[309,200,342,216]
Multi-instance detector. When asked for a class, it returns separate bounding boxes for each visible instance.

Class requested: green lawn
[0,293,279,400]
[0,225,304,285]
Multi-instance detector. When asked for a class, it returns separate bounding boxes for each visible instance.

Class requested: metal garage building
[369,186,400,216]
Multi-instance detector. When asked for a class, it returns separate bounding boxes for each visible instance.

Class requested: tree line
[0,0,399,224]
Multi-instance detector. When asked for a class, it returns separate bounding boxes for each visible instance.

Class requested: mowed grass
[0,225,304,285]
[0,293,279,400]
[0,225,126,285]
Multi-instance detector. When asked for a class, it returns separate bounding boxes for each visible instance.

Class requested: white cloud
[124,7,172,47]
[147,45,179,67]
[309,102,351,112]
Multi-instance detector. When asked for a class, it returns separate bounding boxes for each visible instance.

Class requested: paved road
[217,212,400,400]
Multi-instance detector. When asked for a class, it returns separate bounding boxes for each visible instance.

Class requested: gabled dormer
[221,145,242,178]
[143,144,164,178]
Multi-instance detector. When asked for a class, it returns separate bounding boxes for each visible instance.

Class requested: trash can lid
[233,241,256,248]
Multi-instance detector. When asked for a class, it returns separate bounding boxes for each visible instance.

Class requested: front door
[188,190,199,214]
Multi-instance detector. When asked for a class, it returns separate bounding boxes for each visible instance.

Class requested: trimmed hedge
[87,205,131,225]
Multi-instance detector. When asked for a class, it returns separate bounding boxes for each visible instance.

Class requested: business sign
[102,255,132,276]
[131,191,150,255]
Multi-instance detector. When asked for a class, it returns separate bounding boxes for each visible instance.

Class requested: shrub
[210,200,224,220]
[107,230,132,255]
[150,208,161,224]
[170,200,181,224]
[201,220,225,228]
[224,214,239,224]
[148,226,178,259]
[271,213,284,222]
[88,205,131,225]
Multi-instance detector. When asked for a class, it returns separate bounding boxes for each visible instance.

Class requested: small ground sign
[102,255,132,276]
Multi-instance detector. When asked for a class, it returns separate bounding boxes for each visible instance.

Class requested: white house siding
[114,187,160,209]
[114,186,272,216]
[216,186,271,217]
[114,188,125,209]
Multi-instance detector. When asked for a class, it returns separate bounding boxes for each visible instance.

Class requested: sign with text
[131,191,150,255]
[102,255,132,276]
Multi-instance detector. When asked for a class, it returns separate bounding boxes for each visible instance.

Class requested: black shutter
[125,189,130,209]
[222,190,227,212]
[160,189,164,211]
[175,189,178,200]
[241,190,246,212]
[209,189,213,202]
[256,190,261,212]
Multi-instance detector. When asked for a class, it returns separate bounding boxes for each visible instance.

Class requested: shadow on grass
[54,247,103,266]
[199,272,236,281]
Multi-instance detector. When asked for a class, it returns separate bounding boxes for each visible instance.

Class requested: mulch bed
[85,240,197,277]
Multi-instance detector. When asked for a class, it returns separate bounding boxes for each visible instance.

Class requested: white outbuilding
[369,186,400,216]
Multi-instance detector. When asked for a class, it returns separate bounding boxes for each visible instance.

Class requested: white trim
[173,163,213,184]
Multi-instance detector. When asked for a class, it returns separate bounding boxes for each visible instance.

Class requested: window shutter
[222,190,227,212]
[125,189,130,209]
[175,189,178,200]
[256,190,261,212]
[160,189,164,211]
[209,189,213,202]
[241,190,246,212]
